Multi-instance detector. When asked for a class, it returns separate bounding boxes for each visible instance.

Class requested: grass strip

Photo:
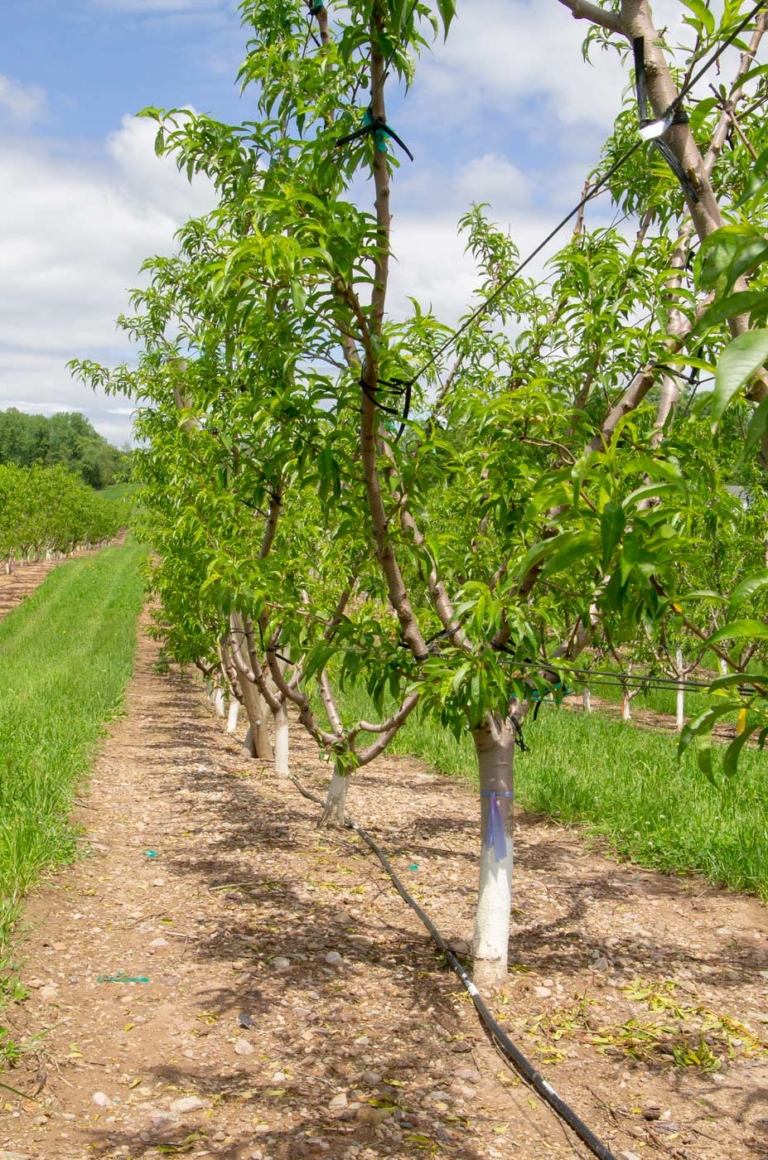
[332,682,768,899]
[0,541,145,959]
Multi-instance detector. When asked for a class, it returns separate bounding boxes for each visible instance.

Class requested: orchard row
[72,1,768,985]
[0,464,124,571]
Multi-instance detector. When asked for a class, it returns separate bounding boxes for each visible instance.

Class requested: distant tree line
[0,409,131,490]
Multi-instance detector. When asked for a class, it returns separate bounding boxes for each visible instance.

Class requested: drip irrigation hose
[288,773,618,1160]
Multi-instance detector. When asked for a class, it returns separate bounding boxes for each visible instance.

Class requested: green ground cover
[0,541,144,965]
[100,482,138,502]
[332,682,768,899]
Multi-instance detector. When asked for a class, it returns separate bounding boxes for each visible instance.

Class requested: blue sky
[0,0,713,447]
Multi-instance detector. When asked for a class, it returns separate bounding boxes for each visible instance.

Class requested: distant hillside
[0,408,131,490]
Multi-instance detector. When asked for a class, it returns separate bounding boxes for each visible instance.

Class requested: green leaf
[680,0,715,34]
[722,726,757,777]
[725,239,768,293]
[290,280,307,315]
[737,63,768,88]
[707,672,767,692]
[711,330,768,428]
[600,502,625,571]
[679,702,741,755]
[698,226,768,292]
[436,0,456,37]
[729,569,768,618]
[708,618,768,644]
[691,291,768,337]
[539,531,600,581]
[696,733,715,785]
[688,96,718,134]
[745,395,768,455]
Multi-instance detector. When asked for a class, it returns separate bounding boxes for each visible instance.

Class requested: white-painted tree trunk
[320,764,348,827]
[471,715,515,991]
[676,648,685,732]
[226,699,240,733]
[621,690,632,721]
[213,686,226,718]
[274,702,290,777]
[582,686,592,714]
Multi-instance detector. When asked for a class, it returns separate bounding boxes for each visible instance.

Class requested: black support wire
[287,772,619,1160]
[385,0,767,440]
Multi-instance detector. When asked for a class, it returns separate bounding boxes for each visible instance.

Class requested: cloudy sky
[0,0,721,447]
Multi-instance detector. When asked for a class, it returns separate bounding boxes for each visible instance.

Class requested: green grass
[0,541,144,960]
[100,482,138,501]
[332,681,768,899]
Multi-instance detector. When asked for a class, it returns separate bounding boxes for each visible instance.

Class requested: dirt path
[4,622,768,1160]
[0,538,126,622]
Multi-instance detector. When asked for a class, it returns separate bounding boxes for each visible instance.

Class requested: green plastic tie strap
[96,973,150,984]
[335,109,414,162]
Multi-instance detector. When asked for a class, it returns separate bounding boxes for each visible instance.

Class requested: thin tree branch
[557,0,623,34]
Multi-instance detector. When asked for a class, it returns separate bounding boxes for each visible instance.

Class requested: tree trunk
[226,699,240,734]
[320,763,348,827]
[675,648,685,732]
[621,690,632,721]
[274,701,290,777]
[240,677,274,761]
[471,715,515,991]
[582,686,592,714]
[212,686,226,718]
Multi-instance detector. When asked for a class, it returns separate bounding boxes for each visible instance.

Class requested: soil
[3,619,768,1160]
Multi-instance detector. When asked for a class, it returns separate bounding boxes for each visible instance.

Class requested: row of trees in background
[0,464,125,572]
[74,0,768,987]
[0,409,131,490]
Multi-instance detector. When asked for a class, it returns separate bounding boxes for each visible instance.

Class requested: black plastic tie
[633,36,700,204]
[360,378,402,417]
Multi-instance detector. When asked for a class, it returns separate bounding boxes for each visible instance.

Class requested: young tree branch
[557,0,623,33]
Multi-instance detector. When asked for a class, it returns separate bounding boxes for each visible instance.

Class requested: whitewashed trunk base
[471,716,515,990]
[320,766,348,828]
[274,704,289,777]
[226,700,240,734]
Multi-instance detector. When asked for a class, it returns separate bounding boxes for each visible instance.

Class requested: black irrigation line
[287,772,619,1160]
[380,0,768,439]
[514,661,718,691]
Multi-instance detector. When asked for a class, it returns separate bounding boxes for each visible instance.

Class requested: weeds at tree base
[506,978,767,1074]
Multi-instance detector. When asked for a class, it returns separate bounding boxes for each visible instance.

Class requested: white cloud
[0,115,216,445]
[0,76,46,125]
[416,0,629,131]
[455,152,531,214]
